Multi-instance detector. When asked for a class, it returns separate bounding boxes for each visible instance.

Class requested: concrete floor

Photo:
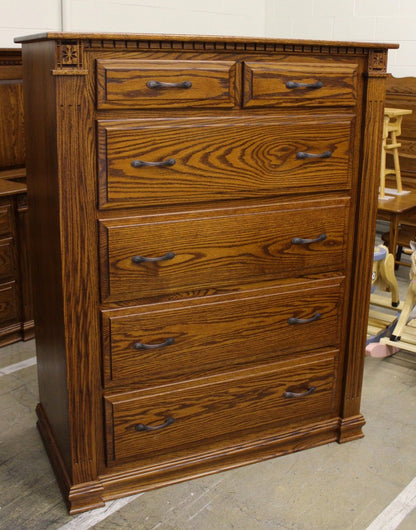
[1,263,416,529]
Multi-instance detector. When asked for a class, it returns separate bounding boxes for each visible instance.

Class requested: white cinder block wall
[1,0,416,76]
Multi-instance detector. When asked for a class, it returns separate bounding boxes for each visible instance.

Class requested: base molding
[338,414,366,443]
[36,403,105,514]
[36,404,365,514]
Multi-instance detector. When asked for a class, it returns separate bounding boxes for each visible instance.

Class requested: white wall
[265,0,416,77]
[0,0,61,49]
[1,0,416,77]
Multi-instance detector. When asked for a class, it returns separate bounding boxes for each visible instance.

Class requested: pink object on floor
[365,342,400,358]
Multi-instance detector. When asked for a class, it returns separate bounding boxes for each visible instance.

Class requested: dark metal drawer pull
[132,251,175,264]
[292,233,327,245]
[284,386,316,399]
[131,158,176,169]
[288,313,322,325]
[135,417,175,432]
[146,80,192,89]
[286,80,323,89]
[134,337,175,350]
[296,150,332,160]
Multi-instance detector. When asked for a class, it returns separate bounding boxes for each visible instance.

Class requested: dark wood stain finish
[0,49,34,345]
[16,32,396,513]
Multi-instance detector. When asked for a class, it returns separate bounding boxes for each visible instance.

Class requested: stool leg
[391,131,403,193]
[380,142,386,198]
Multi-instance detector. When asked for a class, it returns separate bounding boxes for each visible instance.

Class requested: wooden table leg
[389,216,399,262]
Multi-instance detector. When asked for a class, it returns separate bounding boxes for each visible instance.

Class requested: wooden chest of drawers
[16,32,396,514]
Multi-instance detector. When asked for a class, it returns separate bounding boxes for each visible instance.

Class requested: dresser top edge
[13,32,399,50]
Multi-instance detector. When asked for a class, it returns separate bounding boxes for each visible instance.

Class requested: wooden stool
[379,107,412,199]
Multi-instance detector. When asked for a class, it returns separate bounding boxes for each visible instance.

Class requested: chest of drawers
[16,32,396,514]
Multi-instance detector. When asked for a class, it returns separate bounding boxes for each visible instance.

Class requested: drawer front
[96,59,238,109]
[243,62,358,108]
[0,238,15,280]
[102,279,343,387]
[0,204,13,236]
[98,116,354,209]
[104,353,337,464]
[0,281,18,323]
[99,198,349,302]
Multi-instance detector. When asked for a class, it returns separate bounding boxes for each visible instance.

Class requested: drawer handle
[132,251,175,264]
[296,151,332,160]
[135,417,175,432]
[288,313,322,325]
[286,80,323,90]
[284,386,316,398]
[133,337,175,350]
[292,234,327,245]
[146,80,192,89]
[131,158,176,169]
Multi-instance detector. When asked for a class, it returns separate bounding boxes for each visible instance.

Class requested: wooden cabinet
[16,33,396,514]
[0,49,34,345]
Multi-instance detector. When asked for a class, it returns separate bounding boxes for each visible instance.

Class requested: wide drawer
[99,198,349,302]
[243,61,358,108]
[102,278,344,388]
[96,59,238,109]
[104,352,337,465]
[98,115,354,209]
[0,238,15,280]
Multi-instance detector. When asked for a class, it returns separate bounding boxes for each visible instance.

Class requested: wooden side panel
[55,71,101,485]
[21,41,71,472]
[339,55,389,441]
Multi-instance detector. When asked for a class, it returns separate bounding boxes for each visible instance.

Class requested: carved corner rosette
[368,49,388,77]
[53,40,88,76]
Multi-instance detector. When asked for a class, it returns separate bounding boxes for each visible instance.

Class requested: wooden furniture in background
[378,190,416,266]
[0,49,33,345]
[379,107,412,198]
[385,76,416,189]
[17,32,396,514]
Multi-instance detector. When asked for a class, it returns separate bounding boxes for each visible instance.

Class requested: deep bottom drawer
[104,352,337,465]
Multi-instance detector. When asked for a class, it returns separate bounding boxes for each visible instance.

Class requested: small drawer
[102,278,344,388]
[104,352,337,465]
[96,59,239,109]
[0,238,16,280]
[99,198,349,302]
[0,281,18,323]
[0,203,13,236]
[243,61,358,108]
[98,115,354,210]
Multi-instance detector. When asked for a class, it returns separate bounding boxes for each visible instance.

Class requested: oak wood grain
[99,115,354,209]
[100,198,349,302]
[102,278,344,388]
[18,33,394,513]
[243,61,358,108]
[105,353,336,464]
[96,59,239,109]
